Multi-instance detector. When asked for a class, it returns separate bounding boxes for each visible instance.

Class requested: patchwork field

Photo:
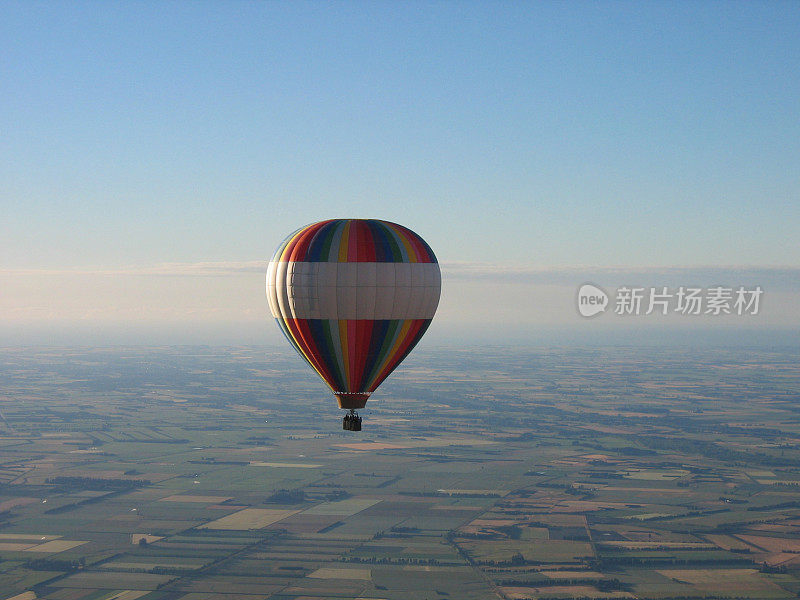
[198,508,300,530]
[0,346,799,599]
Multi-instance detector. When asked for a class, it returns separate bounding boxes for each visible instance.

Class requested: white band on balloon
[267,261,441,320]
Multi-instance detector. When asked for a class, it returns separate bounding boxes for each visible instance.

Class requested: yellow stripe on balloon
[284,317,335,392]
[279,223,316,262]
[338,220,352,262]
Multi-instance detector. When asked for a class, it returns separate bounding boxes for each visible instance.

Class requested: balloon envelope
[266,219,441,408]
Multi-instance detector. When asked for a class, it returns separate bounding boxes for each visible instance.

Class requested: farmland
[1,345,800,599]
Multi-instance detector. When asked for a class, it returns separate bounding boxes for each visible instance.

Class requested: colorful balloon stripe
[278,318,432,395]
[273,219,437,263]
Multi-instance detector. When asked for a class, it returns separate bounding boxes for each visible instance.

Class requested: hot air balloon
[266,219,441,431]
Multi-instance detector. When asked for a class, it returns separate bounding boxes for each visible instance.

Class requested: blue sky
[2,1,798,344]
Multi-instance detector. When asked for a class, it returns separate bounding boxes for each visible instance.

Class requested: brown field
[529,514,587,526]
[279,584,367,597]
[599,541,715,549]
[0,542,36,551]
[24,540,87,552]
[737,535,800,553]
[102,562,203,571]
[160,494,232,503]
[131,534,164,544]
[198,508,300,530]
[438,489,510,496]
[463,518,521,527]
[46,589,89,600]
[0,533,61,540]
[656,568,785,594]
[154,542,243,551]
[549,501,631,513]
[756,480,800,485]
[705,534,752,551]
[0,498,39,511]
[598,487,691,494]
[5,593,36,600]
[266,512,343,533]
[333,442,410,450]
[747,523,800,534]
[541,570,606,579]
[248,461,322,468]
[762,553,800,567]
[167,595,263,600]
[303,498,381,516]
[54,572,174,590]
[166,595,263,600]
[457,538,594,563]
[501,585,634,599]
[103,592,150,600]
[170,576,286,595]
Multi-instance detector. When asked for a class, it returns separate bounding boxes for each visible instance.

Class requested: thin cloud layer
[442,263,800,290]
[4,260,799,287]
[0,261,267,278]
[2,260,798,342]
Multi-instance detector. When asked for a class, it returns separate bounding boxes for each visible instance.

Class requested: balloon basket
[343,409,362,431]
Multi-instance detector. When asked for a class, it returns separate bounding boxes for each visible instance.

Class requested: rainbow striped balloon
[267,219,441,409]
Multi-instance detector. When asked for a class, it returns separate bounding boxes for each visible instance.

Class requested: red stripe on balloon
[286,318,331,385]
[346,319,358,392]
[279,232,304,262]
[287,318,337,391]
[356,220,375,262]
[355,319,374,391]
[287,221,330,262]
[396,223,430,262]
[346,222,357,262]
[350,319,362,391]
[348,221,359,262]
[354,319,366,392]
[364,319,374,388]
[383,222,419,262]
[350,319,360,391]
